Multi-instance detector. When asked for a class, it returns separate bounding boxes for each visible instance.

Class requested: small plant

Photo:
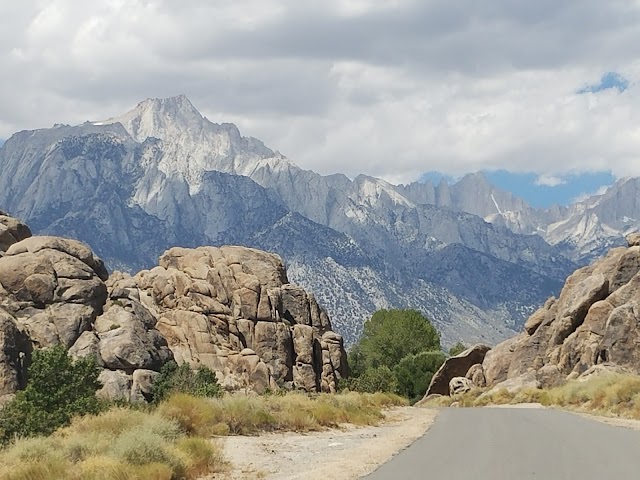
[0,346,102,443]
[151,361,222,403]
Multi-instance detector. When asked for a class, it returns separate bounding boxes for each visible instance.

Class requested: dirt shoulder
[213,407,438,479]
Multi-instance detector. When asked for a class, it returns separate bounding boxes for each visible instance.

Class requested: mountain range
[1,95,637,346]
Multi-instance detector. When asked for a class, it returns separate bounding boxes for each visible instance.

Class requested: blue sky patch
[578,72,629,94]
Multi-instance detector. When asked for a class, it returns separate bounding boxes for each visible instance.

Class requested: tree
[448,342,467,357]
[394,351,446,403]
[357,309,441,371]
[0,346,102,443]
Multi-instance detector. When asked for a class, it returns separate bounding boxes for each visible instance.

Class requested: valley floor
[210,407,437,480]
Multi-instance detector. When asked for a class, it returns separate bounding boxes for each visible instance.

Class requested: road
[366,407,640,479]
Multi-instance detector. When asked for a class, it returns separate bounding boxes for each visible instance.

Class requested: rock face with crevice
[0,211,348,402]
[458,233,640,393]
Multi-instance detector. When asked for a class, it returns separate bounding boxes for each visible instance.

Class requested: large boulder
[0,211,31,254]
[424,344,491,397]
[479,238,640,393]
[128,245,347,393]
[0,210,348,399]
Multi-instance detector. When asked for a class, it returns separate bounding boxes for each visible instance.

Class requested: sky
[1,1,640,198]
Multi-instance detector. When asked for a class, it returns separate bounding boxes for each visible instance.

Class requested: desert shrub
[342,365,398,394]
[151,361,222,403]
[394,351,447,403]
[0,346,101,443]
[448,342,467,357]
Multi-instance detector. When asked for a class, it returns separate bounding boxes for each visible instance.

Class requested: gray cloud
[2,0,640,182]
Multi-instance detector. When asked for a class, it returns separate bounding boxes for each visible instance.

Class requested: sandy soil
[212,407,438,480]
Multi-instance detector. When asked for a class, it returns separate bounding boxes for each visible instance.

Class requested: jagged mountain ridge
[0,95,609,347]
[405,172,639,263]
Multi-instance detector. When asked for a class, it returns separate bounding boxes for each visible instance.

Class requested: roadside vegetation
[422,372,640,420]
[343,309,447,403]
[0,345,407,480]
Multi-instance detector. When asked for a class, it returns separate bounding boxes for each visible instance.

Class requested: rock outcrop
[451,234,640,394]
[0,211,348,401]
[424,344,491,396]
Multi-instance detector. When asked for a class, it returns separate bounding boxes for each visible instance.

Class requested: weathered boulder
[129,246,347,393]
[0,211,348,398]
[466,363,486,388]
[449,377,473,396]
[482,372,540,397]
[424,344,491,397]
[627,233,640,248]
[479,238,640,393]
[0,234,108,350]
[0,211,31,253]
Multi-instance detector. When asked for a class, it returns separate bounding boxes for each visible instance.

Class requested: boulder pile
[422,232,640,400]
[0,211,348,403]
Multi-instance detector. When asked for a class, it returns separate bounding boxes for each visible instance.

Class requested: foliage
[0,346,102,443]
[355,309,441,371]
[0,407,227,480]
[341,366,398,394]
[158,391,406,437]
[151,361,222,403]
[345,309,443,398]
[448,342,467,357]
[394,351,447,403]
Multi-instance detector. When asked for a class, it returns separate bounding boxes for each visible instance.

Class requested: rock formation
[0,211,348,402]
[429,233,640,398]
[423,344,491,396]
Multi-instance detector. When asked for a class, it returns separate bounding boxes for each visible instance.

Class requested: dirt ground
[212,407,438,479]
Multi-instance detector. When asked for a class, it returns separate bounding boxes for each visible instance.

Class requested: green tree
[448,342,467,357]
[357,309,441,371]
[151,361,222,403]
[394,351,446,403]
[0,346,102,443]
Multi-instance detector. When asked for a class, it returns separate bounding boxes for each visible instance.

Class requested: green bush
[151,362,222,403]
[0,346,102,443]
[354,309,441,371]
[448,342,467,357]
[394,351,447,403]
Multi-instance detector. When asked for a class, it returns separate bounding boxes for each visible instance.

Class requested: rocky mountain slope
[424,233,640,398]
[414,172,639,263]
[1,95,618,347]
[0,211,347,402]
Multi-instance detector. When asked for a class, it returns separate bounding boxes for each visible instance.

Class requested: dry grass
[0,408,227,480]
[158,391,408,436]
[0,390,405,479]
[419,373,640,420]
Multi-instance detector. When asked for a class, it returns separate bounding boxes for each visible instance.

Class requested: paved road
[366,407,640,479]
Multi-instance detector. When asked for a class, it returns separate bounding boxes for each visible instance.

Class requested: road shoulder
[214,406,438,479]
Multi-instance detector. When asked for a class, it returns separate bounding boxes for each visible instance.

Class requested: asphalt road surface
[366,407,640,479]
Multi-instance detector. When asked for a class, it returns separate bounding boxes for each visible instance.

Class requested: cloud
[2,1,640,183]
[571,185,611,204]
[534,175,567,187]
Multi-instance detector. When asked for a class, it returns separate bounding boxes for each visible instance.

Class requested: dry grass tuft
[0,407,227,480]
[0,390,403,479]
[418,373,640,421]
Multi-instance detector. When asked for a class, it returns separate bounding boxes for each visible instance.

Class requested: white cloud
[534,175,568,187]
[2,1,640,184]
[571,185,611,203]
